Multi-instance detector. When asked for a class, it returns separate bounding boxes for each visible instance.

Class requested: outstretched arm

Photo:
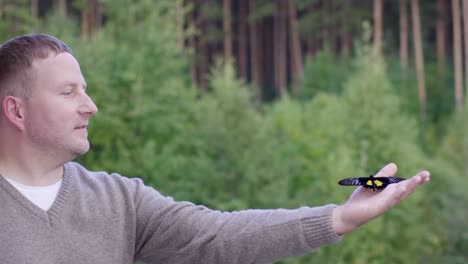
[332,163,430,235]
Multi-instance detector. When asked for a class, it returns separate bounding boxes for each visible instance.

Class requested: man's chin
[78,146,90,155]
[73,143,91,156]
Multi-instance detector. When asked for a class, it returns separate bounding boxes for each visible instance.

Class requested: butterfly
[338,175,406,191]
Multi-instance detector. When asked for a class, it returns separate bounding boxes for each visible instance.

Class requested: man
[0,34,430,263]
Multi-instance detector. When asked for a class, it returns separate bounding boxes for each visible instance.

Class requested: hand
[332,163,430,235]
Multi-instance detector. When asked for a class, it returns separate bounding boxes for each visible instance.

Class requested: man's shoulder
[64,161,145,190]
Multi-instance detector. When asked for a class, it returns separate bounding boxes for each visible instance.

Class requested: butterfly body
[338,175,406,191]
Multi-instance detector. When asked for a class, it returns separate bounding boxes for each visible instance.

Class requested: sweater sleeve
[129,178,342,264]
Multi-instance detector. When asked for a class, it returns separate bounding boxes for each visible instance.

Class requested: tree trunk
[31,0,38,19]
[399,0,409,95]
[223,0,233,61]
[274,1,280,96]
[373,0,383,55]
[452,0,463,112]
[187,0,198,86]
[341,0,352,54]
[322,0,330,48]
[330,0,338,53]
[249,0,262,102]
[198,0,208,92]
[287,0,303,89]
[237,0,248,80]
[58,0,67,19]
[436,0,447,78]
[177,0,185,50]
[78,0,100,39]
[463,0,468,97]
[410,0,426,119]
[274,0,287,97]
[307,2,320,55]
[81,2,90,41]
[89,0,102,34]
[399,0,409,70]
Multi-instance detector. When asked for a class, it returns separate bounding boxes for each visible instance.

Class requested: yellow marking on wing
[374,180,383,186]
[366,180,373,186]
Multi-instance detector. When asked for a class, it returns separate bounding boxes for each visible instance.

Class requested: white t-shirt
[3,177,62,211]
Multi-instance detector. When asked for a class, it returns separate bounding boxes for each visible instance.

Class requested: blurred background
[1,0,468,263]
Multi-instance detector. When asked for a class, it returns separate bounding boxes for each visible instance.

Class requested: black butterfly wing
[386,177,406,184]
[338,177,366,186]
[338,176,407,190]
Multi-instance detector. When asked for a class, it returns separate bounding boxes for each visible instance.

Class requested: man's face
[23,52,98,159]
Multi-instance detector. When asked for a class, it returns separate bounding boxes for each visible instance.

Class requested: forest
[1,0,468,263]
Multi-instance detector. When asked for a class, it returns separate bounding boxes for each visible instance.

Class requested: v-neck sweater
[3,176,62,210]
[0,162,341,264]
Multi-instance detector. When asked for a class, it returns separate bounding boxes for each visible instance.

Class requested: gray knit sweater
[0,162,341,264]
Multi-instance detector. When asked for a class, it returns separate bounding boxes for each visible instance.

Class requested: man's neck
[0,163,64,186]
[0,150,65,186]
[0,125,69,186]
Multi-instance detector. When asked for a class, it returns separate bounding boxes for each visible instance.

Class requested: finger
[409,171,430,188]
[385,170,430,204]
[374,163,398,178]
[402,171,430,190]
[415,170,431,183]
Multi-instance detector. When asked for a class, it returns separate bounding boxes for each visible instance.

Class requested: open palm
[332,163,430,235]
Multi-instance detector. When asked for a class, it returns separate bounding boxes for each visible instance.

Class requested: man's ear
[2,96,25,131]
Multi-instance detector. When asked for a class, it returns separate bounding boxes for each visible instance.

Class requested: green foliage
[72,0,195,185]
[427,102,468,263]
[440,105,468,174]
[158,59,296,210]
[266,93,353,207]
[341,54,424,173]
[296,0,371,40]
[198,1,224,44]
[247,0,276,21]
[420,158,468,264]
[270,52,437,264]
[295,49,351,100]
[0,0,36,40]
[37,9,80,41]
[377,53,456,159]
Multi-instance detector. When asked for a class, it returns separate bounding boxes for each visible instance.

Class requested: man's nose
[79,93,98,116]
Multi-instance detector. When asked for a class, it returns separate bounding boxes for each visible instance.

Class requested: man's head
[0,34,98,161]
[0,34,72,101]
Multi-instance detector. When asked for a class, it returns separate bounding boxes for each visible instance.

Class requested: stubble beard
[29,131,91,163]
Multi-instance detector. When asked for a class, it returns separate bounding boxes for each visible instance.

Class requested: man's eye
[62,91,73,95]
